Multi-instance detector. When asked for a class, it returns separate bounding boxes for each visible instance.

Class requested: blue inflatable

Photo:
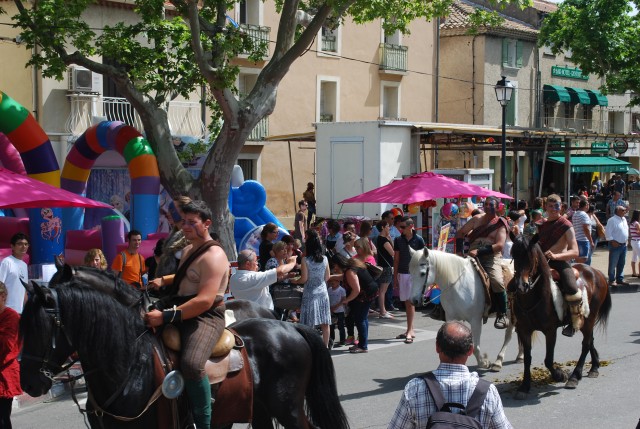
[229,166,285,251]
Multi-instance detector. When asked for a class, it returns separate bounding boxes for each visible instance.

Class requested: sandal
[395,333,408,339]
[349,347,368,354]
[404,336,414,344]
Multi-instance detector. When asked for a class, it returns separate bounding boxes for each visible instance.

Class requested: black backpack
[423,372,490,429]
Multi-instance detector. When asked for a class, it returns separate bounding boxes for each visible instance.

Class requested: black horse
[509,233,612,399]
[20,279,349,428]
[49,264,277,322]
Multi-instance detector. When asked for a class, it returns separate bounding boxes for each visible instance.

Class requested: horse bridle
[21,288,76,382]
[515,252,541,294]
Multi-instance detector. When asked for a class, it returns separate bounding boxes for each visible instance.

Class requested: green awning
[586,89,608,106]
[547,155,630,173]
[566,87,591,105]
[543,84,571,104]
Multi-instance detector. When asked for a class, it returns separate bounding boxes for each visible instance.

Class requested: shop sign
[551,66,588,80]
[590,142,609,154]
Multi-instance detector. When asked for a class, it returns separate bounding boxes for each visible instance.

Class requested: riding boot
[184,376,212,429]
[562,291,583,337]
[494,291,509,329]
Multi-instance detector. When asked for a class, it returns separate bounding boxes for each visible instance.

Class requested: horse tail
[293,324,350,429]
[595,282,612,331]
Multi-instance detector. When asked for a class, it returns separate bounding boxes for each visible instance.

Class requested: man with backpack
[388,321,512,429]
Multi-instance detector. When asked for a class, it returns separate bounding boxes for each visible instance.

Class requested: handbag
[596,221,606,240]
[271,283,304,310]
[364,262,383,280]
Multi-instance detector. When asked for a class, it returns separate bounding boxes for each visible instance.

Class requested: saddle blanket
[550,278,590,322]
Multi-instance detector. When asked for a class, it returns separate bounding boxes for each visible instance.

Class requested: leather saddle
[161,325,244,385]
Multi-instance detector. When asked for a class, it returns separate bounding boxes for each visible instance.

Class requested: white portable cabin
[316,121,420,220]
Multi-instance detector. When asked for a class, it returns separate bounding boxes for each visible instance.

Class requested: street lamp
[495,76,514,196]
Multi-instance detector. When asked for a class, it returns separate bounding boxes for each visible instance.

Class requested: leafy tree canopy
[539,0,640,104]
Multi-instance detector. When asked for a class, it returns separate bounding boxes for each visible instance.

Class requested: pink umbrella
[339,172,512,204]
[0,167,113,209]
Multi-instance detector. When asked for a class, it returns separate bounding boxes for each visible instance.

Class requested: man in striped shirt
[388,321,512,429]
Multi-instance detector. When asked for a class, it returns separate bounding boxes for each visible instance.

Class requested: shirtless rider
[145,200,229,429]
[536,194,582,337]
[455,197,509,329]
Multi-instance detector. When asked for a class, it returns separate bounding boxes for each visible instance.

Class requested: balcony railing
[540,115,609,133]
[66,96,205,140]
[240,24,270,59]
[379,43,408,72]
[321,35,337,53]
[319,113,334,122]
[248,116,269,141]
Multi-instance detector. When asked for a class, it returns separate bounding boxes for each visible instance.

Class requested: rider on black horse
[145,200,230,429]
[455,197,510,329]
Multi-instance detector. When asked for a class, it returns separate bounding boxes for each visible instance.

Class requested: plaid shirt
[388,363,513,429]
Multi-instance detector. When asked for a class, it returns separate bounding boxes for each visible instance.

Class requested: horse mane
[427,250,470,283]
[55,280,148,381]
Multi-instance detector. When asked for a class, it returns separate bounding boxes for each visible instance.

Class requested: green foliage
[176,138,213,165]
[539,0,640,104]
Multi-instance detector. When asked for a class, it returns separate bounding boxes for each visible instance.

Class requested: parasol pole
[538,138,549,198]
[336,203,344,220]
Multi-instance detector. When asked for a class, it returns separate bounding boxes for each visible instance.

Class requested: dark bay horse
[20,279,349,428]
[509,234,612,399]
[49,264,277,322]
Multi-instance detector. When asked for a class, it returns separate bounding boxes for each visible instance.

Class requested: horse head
[510,234,544,294]
[20,281,74,397]
[409,247,432,306]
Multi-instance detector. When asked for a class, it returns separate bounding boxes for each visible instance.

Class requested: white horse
[409,247,523,370]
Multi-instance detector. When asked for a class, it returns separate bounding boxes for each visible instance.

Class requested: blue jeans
[608,243,627,283]
[577,240,590,260]
[586,238,598,265]
[349,299,371,350]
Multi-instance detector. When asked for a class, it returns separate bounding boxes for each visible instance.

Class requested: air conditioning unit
[68,66,103,94]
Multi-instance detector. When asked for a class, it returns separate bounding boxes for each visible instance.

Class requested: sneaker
[609,281,617,286]
[379,312,395,319]
[388,305,400,311]
[345,336,355,346]
[336,341,346,347]
[328,339,334,349]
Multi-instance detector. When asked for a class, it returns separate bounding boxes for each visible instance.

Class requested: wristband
[477,245,493,256]
[455,238,464,253]
[162,306,183,325]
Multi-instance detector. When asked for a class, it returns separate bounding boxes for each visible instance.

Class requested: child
[523,210,543,239]
[327,278,346,348]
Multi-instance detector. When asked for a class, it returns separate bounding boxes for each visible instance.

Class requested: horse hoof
[490,363,503,372]
[565,378,579,389]
[514,391,528,400]
[552,370,568,383]
[587,370,599,379]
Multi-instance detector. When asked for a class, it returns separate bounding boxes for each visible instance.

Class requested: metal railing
[239,24,270,58]
[379,43,408,72]
[319,113,334,122]
[66,96,205,139]
[540,116,610,133]
[321,35,337,52]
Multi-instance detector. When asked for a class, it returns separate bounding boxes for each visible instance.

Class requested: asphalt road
[12,248,640,428]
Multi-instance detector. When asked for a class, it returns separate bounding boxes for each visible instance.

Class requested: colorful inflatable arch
[61,121,160,238]
[0,91,64,264]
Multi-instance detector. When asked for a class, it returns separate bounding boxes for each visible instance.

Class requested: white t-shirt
[0,255,28,314]
[327,285,346,313]
[572,210,591,241]
[229,268,278,310]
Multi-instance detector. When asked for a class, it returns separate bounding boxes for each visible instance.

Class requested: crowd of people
[4,180,640,429]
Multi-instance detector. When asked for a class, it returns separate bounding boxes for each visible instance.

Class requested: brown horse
[509,233,611,399]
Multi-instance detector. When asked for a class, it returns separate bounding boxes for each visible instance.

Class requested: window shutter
[516,40,523,68]
[502,38,509,66]
[506,89,516,126]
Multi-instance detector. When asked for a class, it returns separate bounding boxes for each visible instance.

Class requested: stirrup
[494,315,508,329]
